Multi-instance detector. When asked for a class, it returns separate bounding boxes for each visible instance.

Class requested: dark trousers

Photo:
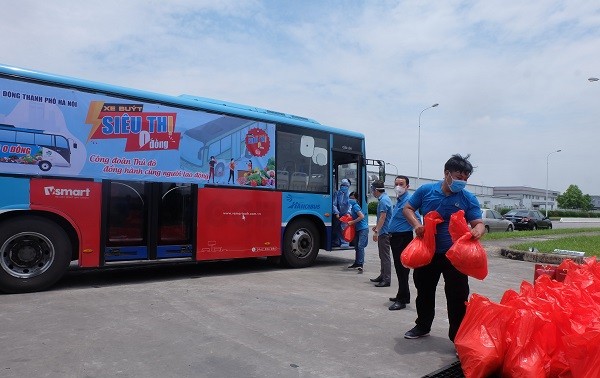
[413,253,469,342]
[390,231,413,304]
[377,233,391,282]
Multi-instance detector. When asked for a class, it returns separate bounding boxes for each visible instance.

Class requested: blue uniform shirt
[408,181,481,254]
[376,192,393,235]
[389,192,418,233]
[350,202,369,231]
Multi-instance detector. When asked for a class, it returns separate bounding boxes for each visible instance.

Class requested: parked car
[480,208,514,232]
[503,209,552,230]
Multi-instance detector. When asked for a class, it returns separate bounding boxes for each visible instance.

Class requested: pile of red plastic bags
[455,258,600,378]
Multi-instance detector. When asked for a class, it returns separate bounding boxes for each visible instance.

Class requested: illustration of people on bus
[228,158,236,184]
[239,157,275,187]
[208,155,216,183]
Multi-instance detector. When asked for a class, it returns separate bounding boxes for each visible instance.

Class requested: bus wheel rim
[290,228,313,258]
[0,232,55,279]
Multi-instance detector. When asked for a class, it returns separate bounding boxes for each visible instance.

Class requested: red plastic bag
[446,210,488,280]
[502,308,553,378]
[564,330,600,378]
[339,214,355,242]
[454,293,511,378]
[534,264,557,281]
[342,225,355,242]
[449,209,470,242]
[401,211,443,268]
[447,234,488,280]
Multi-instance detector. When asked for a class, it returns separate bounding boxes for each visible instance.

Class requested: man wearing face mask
[402,154,485,342]
[345,191,368,271]
[369,179,393,287]
[387,175,419,310]
[332,178,351,247]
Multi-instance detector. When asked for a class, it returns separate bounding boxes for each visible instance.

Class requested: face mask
[394,186,406,197]
[448,176,467,193]
[349,199,357,206]
[340,186,349,193]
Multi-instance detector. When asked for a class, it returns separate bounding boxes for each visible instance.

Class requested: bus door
[331,135,365,248]
[332,135,365,202]
[102,180,195,263]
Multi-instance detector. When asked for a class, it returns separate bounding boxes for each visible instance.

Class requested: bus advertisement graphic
[0,79,275,186]
[85,101,181,152]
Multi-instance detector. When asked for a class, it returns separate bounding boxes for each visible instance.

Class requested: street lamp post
[545,149,562,217]
[386,163,398,175]
[417,103,439,187]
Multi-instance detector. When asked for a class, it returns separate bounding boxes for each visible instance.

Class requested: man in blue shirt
[369,180,393,287]
[402,154,485,342]
[388,175,418,311]
[345,191,369,271]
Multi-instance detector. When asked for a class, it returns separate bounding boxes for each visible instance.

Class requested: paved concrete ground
[0,240,535,378]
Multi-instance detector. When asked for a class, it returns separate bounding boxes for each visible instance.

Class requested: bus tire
[38,161,52,171]
[0,216,72,293]
[281,219,320,268]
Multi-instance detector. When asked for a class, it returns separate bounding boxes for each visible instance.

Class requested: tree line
[557,185,594,211]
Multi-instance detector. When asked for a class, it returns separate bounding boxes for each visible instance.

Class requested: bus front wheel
[38,161,52,171]
[281,219,320,268]
[0,216,71,293]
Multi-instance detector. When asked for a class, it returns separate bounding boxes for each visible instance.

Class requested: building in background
[367,170,562,211]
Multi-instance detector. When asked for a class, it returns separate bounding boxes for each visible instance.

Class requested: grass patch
[482,227,600,241]
[509,235,600,257]
[482,227,600,257]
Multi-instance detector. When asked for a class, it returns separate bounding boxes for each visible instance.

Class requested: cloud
[1,0,599,194]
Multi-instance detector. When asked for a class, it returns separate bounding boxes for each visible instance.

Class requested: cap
[341,178,350,187]
[371,180,385,191]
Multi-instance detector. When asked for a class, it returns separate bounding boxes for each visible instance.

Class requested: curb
[499,248,584,264]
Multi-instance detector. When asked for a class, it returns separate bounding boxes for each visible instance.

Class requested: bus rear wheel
[0,216,71,293]
[281,219,320,268]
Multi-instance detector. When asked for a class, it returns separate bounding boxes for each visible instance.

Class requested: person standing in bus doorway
[208,155,216,183]
[228,158,236,184]
[369,180,393,287]
[402,154,484,342]
[332,178,351,247]
[345,191,368,271]
[388,175,419,310]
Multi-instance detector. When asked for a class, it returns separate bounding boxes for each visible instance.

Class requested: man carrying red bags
[402,154,485,342]
[343,191,369,271]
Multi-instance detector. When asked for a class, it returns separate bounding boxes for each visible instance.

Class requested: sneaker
[347,263,361,269]
[404,326,429,339]
[357,267,363,273]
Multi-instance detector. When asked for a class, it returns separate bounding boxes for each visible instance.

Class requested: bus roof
[0,63,364,139]
[0,123,52,134]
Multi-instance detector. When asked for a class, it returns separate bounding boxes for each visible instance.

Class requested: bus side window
[307,173,326,192]
[277,171,289,190]
[290,172,307,191]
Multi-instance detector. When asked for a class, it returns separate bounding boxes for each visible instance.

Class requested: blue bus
[0,63,384,293]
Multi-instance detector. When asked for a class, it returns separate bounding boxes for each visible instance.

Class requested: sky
[1,1,599,194]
